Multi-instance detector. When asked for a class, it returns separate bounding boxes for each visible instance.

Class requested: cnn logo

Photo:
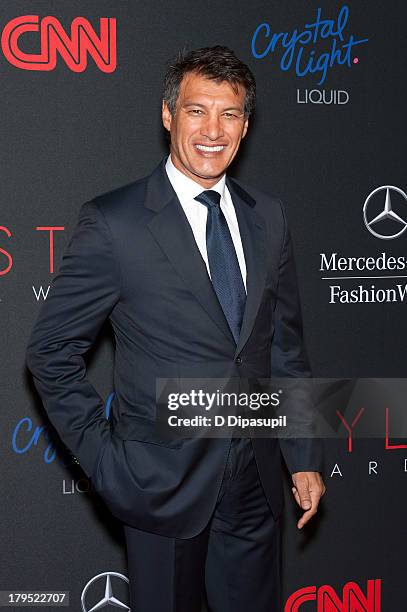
[1,15,116,72]
[285,578,381,611]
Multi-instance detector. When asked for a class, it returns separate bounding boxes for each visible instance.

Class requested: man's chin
[189,163,228,182]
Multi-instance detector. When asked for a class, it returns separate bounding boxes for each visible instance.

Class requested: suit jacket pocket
[112,413,184,449]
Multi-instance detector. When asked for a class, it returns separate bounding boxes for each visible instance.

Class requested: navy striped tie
[194,190,246,344]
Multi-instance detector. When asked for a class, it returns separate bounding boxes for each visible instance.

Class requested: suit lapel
[226,177,268,358]
[144,158,268,355]
[146,159,235,345]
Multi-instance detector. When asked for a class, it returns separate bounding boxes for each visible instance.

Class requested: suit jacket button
[235,356,242,365]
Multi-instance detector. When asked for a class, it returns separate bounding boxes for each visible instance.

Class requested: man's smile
[194,143,227,154]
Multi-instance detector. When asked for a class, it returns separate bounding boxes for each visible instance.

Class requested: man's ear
[162,101,172,132]
[242,117,249,139]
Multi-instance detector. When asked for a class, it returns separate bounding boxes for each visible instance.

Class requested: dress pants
[123,437,282,612]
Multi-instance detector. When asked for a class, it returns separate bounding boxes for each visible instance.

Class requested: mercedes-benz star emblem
[81,571,130,612]
[363,185,407,239]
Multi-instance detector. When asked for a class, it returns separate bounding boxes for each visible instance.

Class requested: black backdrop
[1,1,406,610]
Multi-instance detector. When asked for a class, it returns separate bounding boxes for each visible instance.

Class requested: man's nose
[201,114,224,140]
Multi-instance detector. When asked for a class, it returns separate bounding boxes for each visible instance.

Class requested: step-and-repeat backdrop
[1,1,405,610]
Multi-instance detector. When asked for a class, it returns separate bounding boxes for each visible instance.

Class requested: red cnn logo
[1,15,116,72]
[285,578,381,611]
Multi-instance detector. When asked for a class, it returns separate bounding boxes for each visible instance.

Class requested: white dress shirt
[165,154,247,292]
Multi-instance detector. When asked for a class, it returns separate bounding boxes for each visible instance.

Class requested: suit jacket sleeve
[25,200,120,478]
[271,199,323,474]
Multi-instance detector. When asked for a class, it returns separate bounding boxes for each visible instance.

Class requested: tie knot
[194,190,221,209]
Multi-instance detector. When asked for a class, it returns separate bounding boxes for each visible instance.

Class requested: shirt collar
[165,154,226,206]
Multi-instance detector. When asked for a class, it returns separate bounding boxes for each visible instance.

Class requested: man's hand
[291,471,326,529]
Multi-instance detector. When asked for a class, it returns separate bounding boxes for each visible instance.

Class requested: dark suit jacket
[26,156,323,538]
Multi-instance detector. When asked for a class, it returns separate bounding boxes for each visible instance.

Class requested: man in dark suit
[26,46,325,611]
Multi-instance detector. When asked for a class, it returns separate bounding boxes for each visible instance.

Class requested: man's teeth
[195,144,225,152]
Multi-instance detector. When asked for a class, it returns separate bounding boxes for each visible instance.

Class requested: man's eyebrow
[182,102,206,108]
[222,106,245,113]
[182,102,244,112]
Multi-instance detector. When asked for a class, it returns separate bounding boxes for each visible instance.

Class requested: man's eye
[189,109,204,115]
[223,113,238,119]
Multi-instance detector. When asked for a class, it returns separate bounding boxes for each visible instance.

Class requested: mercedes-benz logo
[81,571,130,611]
[363,185,407,239]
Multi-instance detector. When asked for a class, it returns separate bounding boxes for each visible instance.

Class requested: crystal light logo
[11,392,114,464]
[251,5,368,92]
[1,15,116,72]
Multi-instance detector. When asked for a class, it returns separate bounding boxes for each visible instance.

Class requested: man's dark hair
[163,45,256,117]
